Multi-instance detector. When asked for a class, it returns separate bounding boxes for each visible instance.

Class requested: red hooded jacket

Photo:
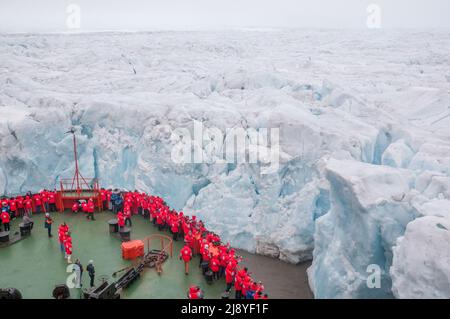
[180,245,192,262]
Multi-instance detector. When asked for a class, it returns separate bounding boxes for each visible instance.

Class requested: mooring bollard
[19,223,32,237]
[205,270,214,284]
[0,231,10,243]
[119,227,131,242]
[108,219,119,234]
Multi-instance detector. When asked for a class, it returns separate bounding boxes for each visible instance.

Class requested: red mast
[58,128,101,212]
[66,128,88,195]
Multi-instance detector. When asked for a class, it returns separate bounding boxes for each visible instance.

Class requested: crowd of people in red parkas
[1,188,268,299]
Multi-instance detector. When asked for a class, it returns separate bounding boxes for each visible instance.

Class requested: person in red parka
[253,281,264,295]
[200,242,211,273]
[41,191,49,213]
[9,198,17,219]
[209,255,220,280]
[58,224,67,252]
[1,210,11,231]
[24,197,33,216]
[81,201,88,213]
[187,285,204,299]
[184,232,193,249]
[234,271,243,299]
[171,217,179,241]
[100,189,107,210]
[241,275,253,299]
[124,204,132,227]
[87,198,95,221]
[141,198,149,218]
[117,211,125,229]
[192,229,201,255]
[16,197,24,217]
[199,239,208,257]
[48,192,57,212]
[72,201,79,213]
[179,244,193,275]
[237,267,248,280]
[33,194,42,214]
[219,247,228,279]
[156,211,164,231]
[64,236,73,263]
[225,262,236,292]
[182,218,190,236]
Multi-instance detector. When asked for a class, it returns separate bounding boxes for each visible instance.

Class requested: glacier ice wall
[1,30,450,297]
[307,159,419,298]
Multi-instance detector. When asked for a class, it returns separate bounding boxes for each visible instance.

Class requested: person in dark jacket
[111,191,123,214]
[86,260,95,287]
[44,213,53,237]
[116,194,123,213]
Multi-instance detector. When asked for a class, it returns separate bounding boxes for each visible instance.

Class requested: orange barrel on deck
[121,240,145,260]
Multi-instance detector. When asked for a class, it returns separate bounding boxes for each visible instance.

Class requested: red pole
[73,133,80,194]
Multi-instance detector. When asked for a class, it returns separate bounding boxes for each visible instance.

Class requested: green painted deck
[0,211,225,299]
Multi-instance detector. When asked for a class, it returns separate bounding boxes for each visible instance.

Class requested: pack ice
[0,30,449,298]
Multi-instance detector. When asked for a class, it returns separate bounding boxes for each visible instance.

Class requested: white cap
[89,260,94,264]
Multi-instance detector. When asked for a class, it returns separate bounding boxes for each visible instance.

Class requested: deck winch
[82,249,169,299]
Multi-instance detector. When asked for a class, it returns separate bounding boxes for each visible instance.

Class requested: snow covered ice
[308,159,419,298]
[1,29,450,298]
[390,215,450,299]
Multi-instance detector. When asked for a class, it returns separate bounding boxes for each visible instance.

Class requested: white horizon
[1,0,450,33]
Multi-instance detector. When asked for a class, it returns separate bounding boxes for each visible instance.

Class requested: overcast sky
[1,0,450,32]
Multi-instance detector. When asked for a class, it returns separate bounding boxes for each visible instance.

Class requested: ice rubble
[390,216,450,299]
[381,139,415,168]
[1,30,450,298]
